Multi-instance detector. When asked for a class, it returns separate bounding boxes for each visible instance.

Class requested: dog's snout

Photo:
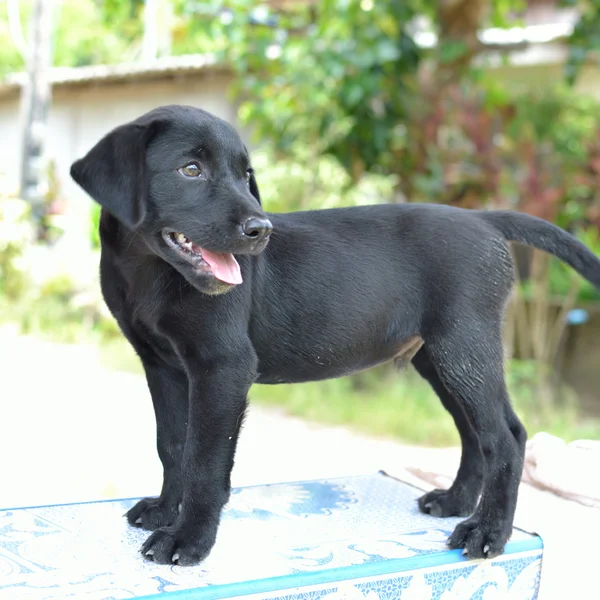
[242,217,273,242]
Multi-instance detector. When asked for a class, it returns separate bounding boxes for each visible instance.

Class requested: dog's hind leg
[125,357,189,531]
[422,322,526,559]
[411,346,484,517]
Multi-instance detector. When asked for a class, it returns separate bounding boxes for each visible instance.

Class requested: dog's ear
[248,171,261,206]
[70,120,163,229]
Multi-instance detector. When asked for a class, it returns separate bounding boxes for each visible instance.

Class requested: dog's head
[71,105,271,295]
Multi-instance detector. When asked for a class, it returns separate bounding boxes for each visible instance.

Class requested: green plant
[0,275,122,345]
[502,228,599,413]
[547,227,600,303]
[0,194,34,301]
[562,0,600,83]
[200,3,597,220]
[90,203,102,249]
[250,145,397,213]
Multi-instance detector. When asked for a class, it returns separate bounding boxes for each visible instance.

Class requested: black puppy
[71,105,600,566]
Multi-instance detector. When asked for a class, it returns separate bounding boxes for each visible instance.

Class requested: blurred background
[1,0,599,507]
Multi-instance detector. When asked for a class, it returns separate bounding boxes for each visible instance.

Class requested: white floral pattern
[0,474,542,599]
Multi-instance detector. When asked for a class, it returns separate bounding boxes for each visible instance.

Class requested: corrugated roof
[0,53,222,97]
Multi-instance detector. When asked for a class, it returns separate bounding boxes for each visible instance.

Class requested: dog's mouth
[162,230,242,285]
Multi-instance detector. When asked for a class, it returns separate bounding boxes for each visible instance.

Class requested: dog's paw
[418,488,478,518]
[447,516,511,559]
[141,524,217,566]
[126,497,179,531]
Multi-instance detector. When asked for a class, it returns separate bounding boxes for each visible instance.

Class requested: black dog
[71,105,600,566]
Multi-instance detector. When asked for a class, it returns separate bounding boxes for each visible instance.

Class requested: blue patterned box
[0,473,542,600]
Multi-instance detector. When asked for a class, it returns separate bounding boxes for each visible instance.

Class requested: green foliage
[53,0,140,67]
[562,0,600,84]
[1,0,597,89]
[488,0,527,27]
[0,4,25,75]
[192,1,600,240]
[501,87,600,227]
[0,181,116,344]
[3,291,85,344]
[0,1,140,74]
[547,228,600,303]
[0,195,33,300]
[90,203,101,250]
[0,278,121,345]
[251,144,397,213]
[222,0,424,181]
[506,359,599,440]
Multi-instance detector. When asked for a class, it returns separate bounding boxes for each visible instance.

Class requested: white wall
[490,63,600,96]
[0,71,238,257]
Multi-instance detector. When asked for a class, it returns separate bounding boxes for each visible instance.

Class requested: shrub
[0,189,34,301]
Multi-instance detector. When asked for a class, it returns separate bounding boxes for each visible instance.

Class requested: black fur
[71,105,600,566]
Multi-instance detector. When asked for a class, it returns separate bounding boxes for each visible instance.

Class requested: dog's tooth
[176,233,186,244]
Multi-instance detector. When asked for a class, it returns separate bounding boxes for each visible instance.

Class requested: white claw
[483,544,490,555]
[172,552,180,562]
[135,517,143,524]
[462,548,468,556]
[145,549,155,556]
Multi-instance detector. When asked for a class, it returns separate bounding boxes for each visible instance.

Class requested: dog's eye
[245,169,253,183]
[178,163,202,178]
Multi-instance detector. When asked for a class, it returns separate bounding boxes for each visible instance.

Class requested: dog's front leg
[140,343,256,566]
[126,361,189,531]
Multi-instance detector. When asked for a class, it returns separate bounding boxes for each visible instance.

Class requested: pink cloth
[402,432,600,508]
[521,432,600,508]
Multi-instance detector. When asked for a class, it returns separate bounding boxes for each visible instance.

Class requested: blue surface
[0,473,542,599]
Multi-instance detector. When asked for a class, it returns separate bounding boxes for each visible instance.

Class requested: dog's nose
[242,216,273,242]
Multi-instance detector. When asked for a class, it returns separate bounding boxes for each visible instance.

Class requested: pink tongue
[199,248,242,285]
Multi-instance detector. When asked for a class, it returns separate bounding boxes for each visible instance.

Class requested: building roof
[0,54,222,98]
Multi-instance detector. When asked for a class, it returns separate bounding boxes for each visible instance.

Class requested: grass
[253,370,461,446]
[100,336,600,446]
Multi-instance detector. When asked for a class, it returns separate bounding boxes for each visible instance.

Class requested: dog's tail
[480,211,600,288]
